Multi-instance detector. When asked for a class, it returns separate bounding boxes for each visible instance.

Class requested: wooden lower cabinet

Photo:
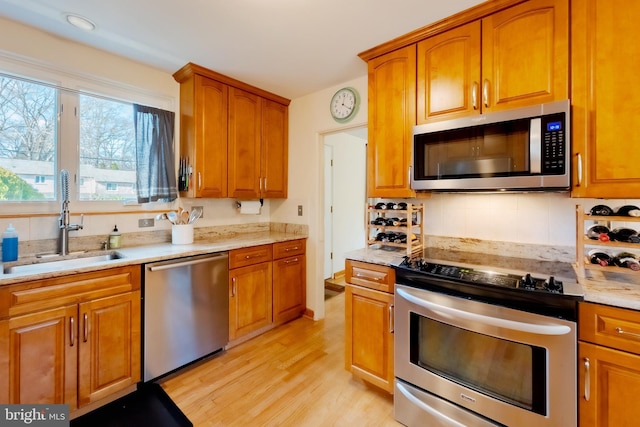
[229,240,307,344]
[273,239,306,325]
[0,266,141,411]
[578,302,640,426]
[228,261,273,342]
[344,260,395,393]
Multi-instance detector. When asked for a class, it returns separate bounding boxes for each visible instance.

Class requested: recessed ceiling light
[65,13,96,31]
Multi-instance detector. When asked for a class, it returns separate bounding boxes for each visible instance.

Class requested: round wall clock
[330,87,360,123]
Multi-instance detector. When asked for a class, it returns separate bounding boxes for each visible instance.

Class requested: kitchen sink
[2,251,125,275]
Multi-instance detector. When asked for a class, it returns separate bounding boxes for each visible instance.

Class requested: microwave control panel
[541,113,566,174]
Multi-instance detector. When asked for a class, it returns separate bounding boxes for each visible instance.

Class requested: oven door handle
[396,288,572,336]
[396,382,468,427]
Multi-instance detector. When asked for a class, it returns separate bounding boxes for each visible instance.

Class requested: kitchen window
[0,67,175,214]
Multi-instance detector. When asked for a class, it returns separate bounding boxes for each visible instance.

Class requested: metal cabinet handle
[577,153,583,187]
[584,357,590,401]
[70,316,75,347]
[264,177,267,192]
[83,313,88,343]
[231,277,237,297]
[482,79,490,108]
[198,172,202,190]
[284,246,299,252]
[472,81,479,110]
[355,272,382,281]
[283,258,299,264]
[389,304,394,333]
[616,327,640,340]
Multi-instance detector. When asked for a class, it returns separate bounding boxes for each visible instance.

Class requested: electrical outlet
[138,218,154,228]
[298,205,303,216]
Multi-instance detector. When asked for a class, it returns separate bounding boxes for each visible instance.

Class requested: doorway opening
[322,126,367,299]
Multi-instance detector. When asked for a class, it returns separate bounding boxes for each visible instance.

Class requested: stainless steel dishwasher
[143,252,228,381]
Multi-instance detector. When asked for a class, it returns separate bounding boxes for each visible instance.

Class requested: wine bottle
[612,252,640,271]
[588,249,611,267]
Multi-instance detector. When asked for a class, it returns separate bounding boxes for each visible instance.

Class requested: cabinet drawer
[229,244,273,269]
[579,302,640,355]
[345,260,395,293]
[273,239,305,260]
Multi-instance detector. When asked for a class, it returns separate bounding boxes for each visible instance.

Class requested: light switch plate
[138,218,154,228]
[298,205,303,216]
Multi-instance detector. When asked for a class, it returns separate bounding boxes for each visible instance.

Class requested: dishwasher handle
[147,253,227,272]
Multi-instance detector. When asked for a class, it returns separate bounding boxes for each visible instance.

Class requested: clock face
[330,87,359,122]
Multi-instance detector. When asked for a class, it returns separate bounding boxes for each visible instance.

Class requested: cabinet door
[194,75,228,198]
[229,262,273,341]
[1,306,78,408]
[273,254,306,325]
[367,45,416,198]
[228,87,262,199]
[482,0,568,112]
[78,292,140,407]
[345,284,394,393]
[261,98,288,198]
[417,21,481,124]
[571,0,640,198]
[579,342,640,427]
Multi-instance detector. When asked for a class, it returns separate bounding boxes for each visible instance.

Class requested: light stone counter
[0,231,306,286]
[346,245,640,312]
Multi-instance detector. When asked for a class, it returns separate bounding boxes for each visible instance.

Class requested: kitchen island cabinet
[0,266,140,411]
[571,0,640,198]
[417,0,568,124]
[578,302,640,426]
[344,259,395,393]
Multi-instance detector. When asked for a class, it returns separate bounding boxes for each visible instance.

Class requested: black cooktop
[394,255,584,321]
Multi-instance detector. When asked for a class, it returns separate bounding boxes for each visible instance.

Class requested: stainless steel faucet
[58,170,83,256]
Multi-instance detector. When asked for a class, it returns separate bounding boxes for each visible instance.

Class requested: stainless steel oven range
[393,257,583,427]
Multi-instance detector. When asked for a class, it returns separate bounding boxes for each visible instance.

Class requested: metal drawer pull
[355,273,382,281]
[284,246,299,251]
[70,317,75,347]
[283,258,299,264]
[615,327,640,340]
[389,304,394,333]
[83,313,88,342]
[584,358,590,401]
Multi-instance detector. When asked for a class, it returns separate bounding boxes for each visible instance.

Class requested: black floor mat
[71,383,192,427]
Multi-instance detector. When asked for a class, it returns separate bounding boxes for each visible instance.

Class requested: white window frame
[0,53,177,215]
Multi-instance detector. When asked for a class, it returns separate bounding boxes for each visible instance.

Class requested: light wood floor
[161,292,399,427]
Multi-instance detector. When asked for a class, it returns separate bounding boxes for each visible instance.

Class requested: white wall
[324,131,367,277]
[272,76,368,319]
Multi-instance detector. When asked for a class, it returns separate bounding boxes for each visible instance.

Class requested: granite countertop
[345,246,640,312]
[0,231,305,286]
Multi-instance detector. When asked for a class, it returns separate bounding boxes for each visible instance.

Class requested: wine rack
[366,203,423,255]
[576,205,640,278]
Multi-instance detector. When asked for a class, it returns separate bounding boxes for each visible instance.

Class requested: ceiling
[0,0,485,100]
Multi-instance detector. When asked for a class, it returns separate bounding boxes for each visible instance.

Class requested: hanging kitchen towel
[240,200,261,215]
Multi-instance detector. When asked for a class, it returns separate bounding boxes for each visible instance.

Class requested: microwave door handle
[529,118,542,174]
[397,287,572,336]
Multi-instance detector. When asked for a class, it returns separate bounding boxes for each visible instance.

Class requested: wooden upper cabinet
[228,87,262,199]
[571,0,640,198]
[261,99,288,199]
[417,21,481,123]
[367,45,416,198]
[175,71,228,198]
[174,62,290,199]
[416,0,568,124]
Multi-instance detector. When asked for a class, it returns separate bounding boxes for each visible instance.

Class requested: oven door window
[410,313,546,415]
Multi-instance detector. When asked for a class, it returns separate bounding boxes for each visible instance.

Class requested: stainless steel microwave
[411,100,570,192]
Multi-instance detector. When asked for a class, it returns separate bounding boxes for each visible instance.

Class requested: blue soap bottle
[2,224,18,262]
